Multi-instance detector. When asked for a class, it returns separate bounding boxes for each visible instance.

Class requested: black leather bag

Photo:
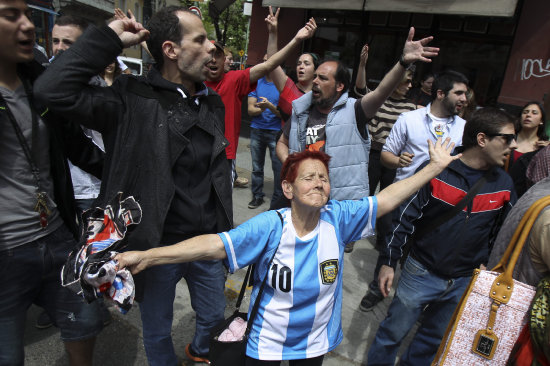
[209,264,254,366]
[209,309,249,366]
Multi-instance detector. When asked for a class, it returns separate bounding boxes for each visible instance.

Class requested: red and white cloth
[61,193,141,313]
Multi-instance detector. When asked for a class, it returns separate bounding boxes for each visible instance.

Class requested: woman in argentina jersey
[116,139,459,365]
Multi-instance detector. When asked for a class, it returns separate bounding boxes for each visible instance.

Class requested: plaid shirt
[527,145,550,185]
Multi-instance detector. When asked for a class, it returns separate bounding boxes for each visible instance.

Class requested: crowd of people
[1,1,549,366]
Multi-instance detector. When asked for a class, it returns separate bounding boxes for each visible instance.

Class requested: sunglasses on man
[485,133,517,145]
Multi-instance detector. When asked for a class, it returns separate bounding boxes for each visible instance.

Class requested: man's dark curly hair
[146,6,191,70]
[461,107,515,150]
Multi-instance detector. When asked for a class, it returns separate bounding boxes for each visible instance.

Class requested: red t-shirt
[513,149,524,161]
[277,78,305,123]
[205,69,257,159]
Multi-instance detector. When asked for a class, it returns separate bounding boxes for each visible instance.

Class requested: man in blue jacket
[367,107,518,366]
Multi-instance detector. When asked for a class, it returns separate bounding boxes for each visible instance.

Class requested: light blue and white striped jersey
[219,196,377,360]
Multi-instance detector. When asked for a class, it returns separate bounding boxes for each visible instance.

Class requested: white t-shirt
[428,113,452,138]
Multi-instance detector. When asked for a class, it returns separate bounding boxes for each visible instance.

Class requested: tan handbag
[432,196,550,365]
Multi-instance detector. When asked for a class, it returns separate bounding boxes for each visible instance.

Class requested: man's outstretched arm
[360,27,438,120]
[376,137,460,218]
[265,6,288,93]
[354,44,369,96]
[34,17,149,132]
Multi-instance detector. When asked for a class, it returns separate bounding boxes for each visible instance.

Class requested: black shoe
[359,291,383,312]
[248,197,264,209]
[344,241,355,253]
[35,310,53,329]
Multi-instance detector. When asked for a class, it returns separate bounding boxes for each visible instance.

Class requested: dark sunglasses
[486,133,517,144]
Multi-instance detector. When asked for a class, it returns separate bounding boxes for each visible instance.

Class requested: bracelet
[399,54,411,68]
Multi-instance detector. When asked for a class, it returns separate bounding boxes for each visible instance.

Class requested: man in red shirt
[205,18,316,187]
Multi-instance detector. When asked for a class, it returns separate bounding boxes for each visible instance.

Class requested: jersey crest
[320,259,339,285]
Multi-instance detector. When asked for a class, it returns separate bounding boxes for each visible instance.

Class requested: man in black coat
[35,6,234,365]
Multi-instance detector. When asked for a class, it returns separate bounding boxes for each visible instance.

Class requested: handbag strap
[0,82,42,190]
[488,196,550,304]
[234,265,254,310]
[492,196,550,273]
[415,168,492,238]
[233,210,284,308]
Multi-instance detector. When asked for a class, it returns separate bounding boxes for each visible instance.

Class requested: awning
[262,0,519,17]
[28,4,58,16]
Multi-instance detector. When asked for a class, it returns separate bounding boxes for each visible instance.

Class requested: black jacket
[1,60,103,239]
[381,159,516,278]
[34,25,233,255]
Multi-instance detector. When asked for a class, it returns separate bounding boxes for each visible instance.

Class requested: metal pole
[243,0,253,67]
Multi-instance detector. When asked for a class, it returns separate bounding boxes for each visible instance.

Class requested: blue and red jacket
[381,159,517,278]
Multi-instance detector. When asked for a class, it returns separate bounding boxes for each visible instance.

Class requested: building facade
[246,0,549,113]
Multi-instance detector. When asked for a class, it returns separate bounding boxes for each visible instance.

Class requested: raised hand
[109,9,149,48]
[265,6,280,33]
[535,140,550,148]
[359,44,369,65]
[402,27,439,64]
[427,137,461,173]
[294,17,317,42]
[114,8,128,21]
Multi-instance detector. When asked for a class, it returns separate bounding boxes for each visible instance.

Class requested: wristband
[399,54,411,68]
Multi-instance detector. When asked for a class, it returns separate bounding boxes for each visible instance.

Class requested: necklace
[0,78,51,228]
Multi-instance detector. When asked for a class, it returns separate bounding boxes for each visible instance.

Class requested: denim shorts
[0,224,103,343]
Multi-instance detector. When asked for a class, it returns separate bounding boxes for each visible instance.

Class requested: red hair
[281,150,331,183]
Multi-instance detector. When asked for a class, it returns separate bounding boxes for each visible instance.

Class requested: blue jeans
[250,128,283,206]
[139,260,226,366]
[0,224,103,366]
[367,256,471,366]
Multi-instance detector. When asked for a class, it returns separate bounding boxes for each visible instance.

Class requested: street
[23,135,415,366]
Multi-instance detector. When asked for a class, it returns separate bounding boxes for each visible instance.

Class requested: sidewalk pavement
[23,136,413,366]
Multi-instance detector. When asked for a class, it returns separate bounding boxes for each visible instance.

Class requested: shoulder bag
[209,211,284,366]
[432,196,550,365]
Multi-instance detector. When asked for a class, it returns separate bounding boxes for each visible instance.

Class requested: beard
[312,88,340,110]
[442,96,459,116]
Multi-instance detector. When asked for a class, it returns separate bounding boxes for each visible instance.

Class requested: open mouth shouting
[18,38,34,52]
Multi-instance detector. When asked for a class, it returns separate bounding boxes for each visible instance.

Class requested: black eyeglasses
[486,133,517,144]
